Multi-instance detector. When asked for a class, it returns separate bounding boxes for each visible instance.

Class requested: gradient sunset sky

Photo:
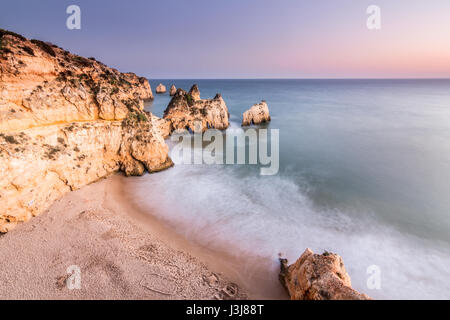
[1,0,450,78]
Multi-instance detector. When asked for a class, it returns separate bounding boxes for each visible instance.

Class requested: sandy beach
[0,173,287,300]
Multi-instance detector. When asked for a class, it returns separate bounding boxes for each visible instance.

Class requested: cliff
[0,29,172,232]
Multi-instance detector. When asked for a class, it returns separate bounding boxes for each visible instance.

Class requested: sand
[0,174,287,300]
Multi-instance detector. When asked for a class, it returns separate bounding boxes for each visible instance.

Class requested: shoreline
[0,173,287,299]
[114,174,288,300]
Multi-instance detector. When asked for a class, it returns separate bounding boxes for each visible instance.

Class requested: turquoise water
[128,79,450,299]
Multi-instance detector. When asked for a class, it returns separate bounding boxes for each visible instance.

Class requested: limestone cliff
[0,29,172,232]
[279,249,370,300]
[163,85,229,133]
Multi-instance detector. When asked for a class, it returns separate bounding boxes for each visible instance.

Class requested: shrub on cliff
[185,93,194,106]
[73,55,93,68]
[2,135,19,144]
[20,45,34,56]
[0,29,26,41]
[123,111,149,126]
[30,39,56,57]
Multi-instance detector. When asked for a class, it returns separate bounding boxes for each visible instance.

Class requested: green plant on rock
[185,93,194,106]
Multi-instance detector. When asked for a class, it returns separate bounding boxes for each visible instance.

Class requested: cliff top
[0,29,153,132]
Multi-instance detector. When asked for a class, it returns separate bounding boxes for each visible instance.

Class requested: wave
[124,163,450,299]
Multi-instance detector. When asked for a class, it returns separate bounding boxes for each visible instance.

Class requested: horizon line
[147,77,450,81]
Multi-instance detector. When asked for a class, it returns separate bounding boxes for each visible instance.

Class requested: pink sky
[2,0,450,78]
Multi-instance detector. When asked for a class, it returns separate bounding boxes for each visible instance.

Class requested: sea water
[125,79,450,299]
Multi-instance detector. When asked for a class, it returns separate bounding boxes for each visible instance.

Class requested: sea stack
[156,83,167,94]
[163,86,229,133]
[188,84,201,101]
[279,249,370,300]
[242,100,271,126]
[169,84,177,96]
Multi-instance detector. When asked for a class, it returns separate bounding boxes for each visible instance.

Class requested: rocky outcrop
[242,100,270,126]
[169,84,177,96]
[279,249,370,300]
[188,84,200,101]
[0,29,173,232]
[156,83,166,94]
[163,86,229,133]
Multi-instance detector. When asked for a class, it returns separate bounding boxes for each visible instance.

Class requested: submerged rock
[163,87,229,133]
[0,29,172,232]
[279,248,370,300]
[169,84,177,96]
[156,83,166,94]
[242,100,271,126]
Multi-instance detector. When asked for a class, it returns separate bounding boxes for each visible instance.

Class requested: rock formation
[279,249,370,300]
[163,86,229,133]
[242,100,271,126]
[0,29,173,232]
[169,84,177,96]
[188,84,200,101]
[156,83,166,94]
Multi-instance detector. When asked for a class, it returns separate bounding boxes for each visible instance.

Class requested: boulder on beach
[169,84,177,96]
[163,86,229,133]
[188,84,201,101]
[242,100,271,126]
[156,83,167,94]
[279,248,370,300]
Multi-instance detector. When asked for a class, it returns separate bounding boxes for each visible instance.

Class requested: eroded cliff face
[0,30,172,232]
[163,86,229,133]
[279,248,370,300]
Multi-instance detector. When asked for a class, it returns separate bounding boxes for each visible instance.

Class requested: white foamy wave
[124,164,450,299]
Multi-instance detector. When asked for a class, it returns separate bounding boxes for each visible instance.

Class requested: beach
[0,173,287,300]
[2,0,450,302]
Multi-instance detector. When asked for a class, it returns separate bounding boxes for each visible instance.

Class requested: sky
[1,0,450,79]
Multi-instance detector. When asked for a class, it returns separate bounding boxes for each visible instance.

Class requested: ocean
[125,79,450,299]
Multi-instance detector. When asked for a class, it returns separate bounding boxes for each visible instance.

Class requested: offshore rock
[242,100,271,126]
[169,84,177,96]
[156,83,166,94]
[163,87,229,133]
[279,248,370,300]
